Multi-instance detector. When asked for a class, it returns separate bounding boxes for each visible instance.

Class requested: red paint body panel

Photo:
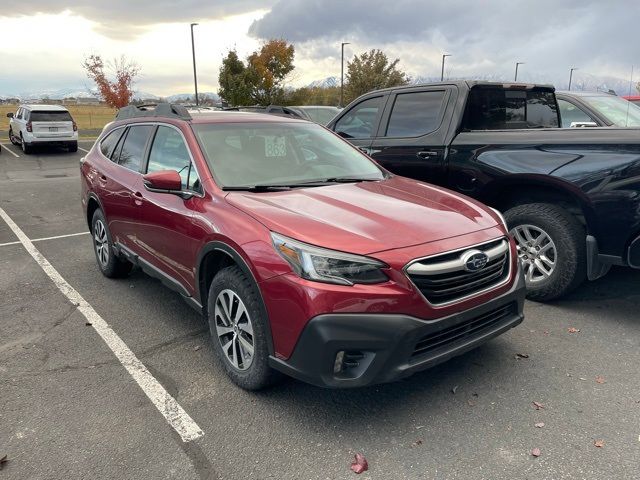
[81,112,519,363]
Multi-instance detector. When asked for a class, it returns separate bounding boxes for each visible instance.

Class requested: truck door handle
[417,151,438,158]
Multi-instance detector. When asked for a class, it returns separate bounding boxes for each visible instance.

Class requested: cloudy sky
[0,0,637,97]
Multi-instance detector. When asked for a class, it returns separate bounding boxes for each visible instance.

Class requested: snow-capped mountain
[165,92,219,102]
[306,77,339,89]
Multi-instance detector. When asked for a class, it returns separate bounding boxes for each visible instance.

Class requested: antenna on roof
[625,65,634,127]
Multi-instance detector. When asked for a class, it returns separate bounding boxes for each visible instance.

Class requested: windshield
[582,95,640,127]
[297,107,341,125]
[192,122,385,188]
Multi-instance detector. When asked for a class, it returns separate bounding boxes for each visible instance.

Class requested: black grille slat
[411,304,514,358]
[407,238,510,305]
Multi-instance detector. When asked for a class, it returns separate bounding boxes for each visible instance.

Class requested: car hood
[226,176,500,255]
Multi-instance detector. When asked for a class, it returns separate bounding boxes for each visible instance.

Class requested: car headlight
[490,207,508,230]
[271,233,388,285]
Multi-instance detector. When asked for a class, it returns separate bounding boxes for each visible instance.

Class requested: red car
[80,104,525,390]
[623,95,640,107]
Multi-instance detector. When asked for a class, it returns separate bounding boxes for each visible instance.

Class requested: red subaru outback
[80,104,525,390]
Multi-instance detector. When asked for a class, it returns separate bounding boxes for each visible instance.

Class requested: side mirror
[6,113,14,118]
[143,170,182,193]
[570,121,598,128]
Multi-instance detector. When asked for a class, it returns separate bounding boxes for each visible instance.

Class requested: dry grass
[0,104,117,131]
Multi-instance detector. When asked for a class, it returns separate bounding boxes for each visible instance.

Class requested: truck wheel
[68,141,78,153]
[9,128,19,146]
[504,203,586,301]
[91,209,133,278]
[207,265,280,390]
[21,135,33,154]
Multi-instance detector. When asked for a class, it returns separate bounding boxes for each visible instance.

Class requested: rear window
[462,87,559,130]
[29,111,73,122]
[100,128,125,159]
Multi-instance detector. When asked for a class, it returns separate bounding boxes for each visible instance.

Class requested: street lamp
[340,42,350,107]
[441,54,451,81]
[568,67,578,91]
[190,23,199,107]
[514,62,525,81]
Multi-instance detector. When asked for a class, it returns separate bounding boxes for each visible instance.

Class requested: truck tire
[504,203,587,301]
[207,265,281,390]
[68,141,78,152]
[21,135,32,154]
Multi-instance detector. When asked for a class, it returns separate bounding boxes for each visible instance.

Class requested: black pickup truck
[328,81,640,301]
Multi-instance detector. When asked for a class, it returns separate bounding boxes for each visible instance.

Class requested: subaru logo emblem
[462,250,489,272]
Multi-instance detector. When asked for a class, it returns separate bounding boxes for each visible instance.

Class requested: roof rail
[115,103,192,121]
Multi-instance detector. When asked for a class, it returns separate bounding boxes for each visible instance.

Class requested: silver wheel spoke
[511,223,558,286]
[238,320,253,337]
[238,334,254,357]
[216,324,234,337]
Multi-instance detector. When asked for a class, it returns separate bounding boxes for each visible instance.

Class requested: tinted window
[557,99,596,128]
[30,111,73,122]
[116,125,152,172]
[385,91,446,137]
[16,108,22,120]
[100,128,125,159]
[462,87,559,130]
[334,96,382,139]
[147,126,200,191]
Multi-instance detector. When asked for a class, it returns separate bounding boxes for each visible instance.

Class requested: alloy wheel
[214,289,255,371]
[93,219,110,267]
[510,224,557,285]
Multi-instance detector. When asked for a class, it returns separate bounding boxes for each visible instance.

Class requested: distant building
[75,97,100,105]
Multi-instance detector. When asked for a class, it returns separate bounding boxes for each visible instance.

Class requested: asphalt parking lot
[1,141,639,480]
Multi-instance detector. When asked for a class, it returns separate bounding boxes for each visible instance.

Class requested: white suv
[7,105,78,154]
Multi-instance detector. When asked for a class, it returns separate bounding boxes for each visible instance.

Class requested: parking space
[1,145,639,479]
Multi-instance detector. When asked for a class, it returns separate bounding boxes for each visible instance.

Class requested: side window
[385,91,446,137]
[23,110,30,122]
[16,108,22,120]
[99,128,125,160]
[334,96,382,139]
[558,99,596,128]
[116,125,152,172]
[147,126,201,192]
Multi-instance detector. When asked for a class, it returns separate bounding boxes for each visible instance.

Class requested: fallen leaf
[515,353,530,359]
[472,393,479,397]
[543,330,549,335]
[412,439,423,447]
[595,375,606,384]
[350,453,368,474]
[531,448,541,457]
[467,399,476,407]
[0,455,7,470]
[594,440,604,448]
[451,385,458,394]
[568,327,580,333]
[194,345,201,351]
[535,422,545,428]
[532,401,545,410]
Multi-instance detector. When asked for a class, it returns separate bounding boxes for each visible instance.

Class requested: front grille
[411,302,516,358]
[406,238,510,305]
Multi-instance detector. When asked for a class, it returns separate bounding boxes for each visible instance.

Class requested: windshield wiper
[222,185,294,192]
[321,177,381,183]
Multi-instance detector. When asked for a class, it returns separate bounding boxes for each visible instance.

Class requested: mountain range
[0,87,220,102]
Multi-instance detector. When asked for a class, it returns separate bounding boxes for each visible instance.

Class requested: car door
[367,86,456,186]
[328,95,387,154]
[135,124,204,293]
[13,108,24,136]
[98,124,153,254]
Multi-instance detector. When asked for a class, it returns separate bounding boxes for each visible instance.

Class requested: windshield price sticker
[265,136,287,157]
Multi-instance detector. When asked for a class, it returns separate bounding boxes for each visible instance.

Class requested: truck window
[385,91,446,137]
[557,99,596,128]
[462,87,559,130]
[334,96,382,139]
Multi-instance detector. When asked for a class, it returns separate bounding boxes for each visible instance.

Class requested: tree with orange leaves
[82,55,140,108]
[246,39,295,105]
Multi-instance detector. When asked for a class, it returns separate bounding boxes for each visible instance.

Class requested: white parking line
[0,207,204,443]
[0,143,20,158]
[0,231,90,248]
[78,147,90,153]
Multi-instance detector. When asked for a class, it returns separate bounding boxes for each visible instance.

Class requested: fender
[196,240,275,356]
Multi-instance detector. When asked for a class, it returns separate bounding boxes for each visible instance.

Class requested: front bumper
[269,263,526,388]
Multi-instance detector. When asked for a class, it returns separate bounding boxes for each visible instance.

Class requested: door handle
[98,174,107,185]
[417,151,438,159]
[133,191,144,206]
[357,146,370,154]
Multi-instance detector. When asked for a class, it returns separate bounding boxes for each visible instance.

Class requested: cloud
[249,0,638,82]
[2,1,277,39]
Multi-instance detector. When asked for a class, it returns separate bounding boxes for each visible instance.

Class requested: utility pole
[514,62,524,81]
[340,42,350,107]
[190,23,199,106]
[568,67,578,91]
[441,54,451,81]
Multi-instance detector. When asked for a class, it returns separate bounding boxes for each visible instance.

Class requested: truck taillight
[26,121,32,132]
[73,121,78,132]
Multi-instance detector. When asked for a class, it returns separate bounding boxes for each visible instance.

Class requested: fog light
[333,351,345,373]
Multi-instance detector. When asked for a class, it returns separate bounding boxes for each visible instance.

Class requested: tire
[91,209,133,278]
[68,141,78,153]
[21,135,32,154]
[207,265,280,390]
[9,128,19,146]
[504,203,587,301]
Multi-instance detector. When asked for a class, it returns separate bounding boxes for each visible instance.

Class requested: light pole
[568,67,578,91]
[514,62,524,81]
[441,54,451,81]
[190,23,199,106]
[340,42,350,107]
